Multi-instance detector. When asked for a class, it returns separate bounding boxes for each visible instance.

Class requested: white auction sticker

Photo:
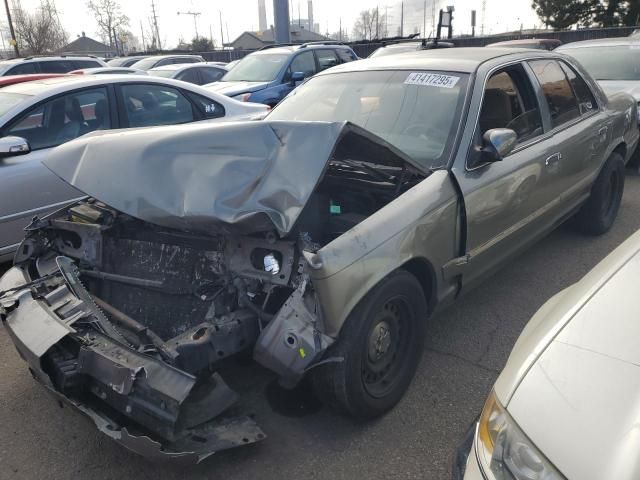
[404,72,460,88]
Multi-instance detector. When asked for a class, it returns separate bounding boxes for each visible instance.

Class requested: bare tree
[87,0,129,48]
[352,9,387,41]
[14,0,68,55]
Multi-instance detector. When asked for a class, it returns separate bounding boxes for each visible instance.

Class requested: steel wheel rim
[361,296,414,399]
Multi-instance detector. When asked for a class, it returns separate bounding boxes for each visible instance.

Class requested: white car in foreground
[458,228,640,480]
[0,75,269,261]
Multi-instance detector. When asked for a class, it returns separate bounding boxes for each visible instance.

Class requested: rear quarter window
[336,49,358,62]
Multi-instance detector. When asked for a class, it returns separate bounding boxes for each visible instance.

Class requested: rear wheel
[311,270,427,419]
[573,152,625,235]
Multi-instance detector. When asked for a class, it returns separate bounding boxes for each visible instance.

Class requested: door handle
[598,126,608,137]
[545,152,562,167]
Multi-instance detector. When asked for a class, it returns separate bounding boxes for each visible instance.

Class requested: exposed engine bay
[0,123,426,462]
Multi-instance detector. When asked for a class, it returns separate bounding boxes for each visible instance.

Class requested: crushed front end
[0,201,335,462]
[0,120,427,462]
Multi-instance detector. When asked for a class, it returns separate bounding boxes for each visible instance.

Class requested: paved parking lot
[2,174,640,480]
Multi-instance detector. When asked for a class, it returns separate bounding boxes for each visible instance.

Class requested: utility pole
[219,11,224,48]
[3,0,18,57]
[151,0,161,50]
[375,5,379,39]
[432,0,436,36]
[177,11,201,38]
[423,0,426,38]
[481,0,486,36]
[210,24,214,48]
[140,20,146,52]
[400,1,404,37]
[339,17,342,41]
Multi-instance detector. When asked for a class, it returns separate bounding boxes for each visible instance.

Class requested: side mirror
[290,71,305,85]
[0,136,30,158]
[481,128,517,162]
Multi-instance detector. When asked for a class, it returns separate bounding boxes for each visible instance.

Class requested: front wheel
[311,270,428,419]
[573,152,625,236]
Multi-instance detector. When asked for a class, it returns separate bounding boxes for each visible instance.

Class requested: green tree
[531,0,592,29]
[592,0,640,26]
[191,36,213,51]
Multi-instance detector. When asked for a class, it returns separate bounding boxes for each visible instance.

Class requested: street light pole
[3,0,18,57]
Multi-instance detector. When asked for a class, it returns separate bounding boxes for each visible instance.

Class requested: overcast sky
[15,0,541,49]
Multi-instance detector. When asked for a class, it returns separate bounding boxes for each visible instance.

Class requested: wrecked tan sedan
[0,48,638,462]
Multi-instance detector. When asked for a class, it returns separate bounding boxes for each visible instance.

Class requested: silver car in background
[557,37,640,124]
[458,228,640,480]
[0,75,269,261]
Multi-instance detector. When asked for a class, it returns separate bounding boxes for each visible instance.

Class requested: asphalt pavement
[2,174,640,480]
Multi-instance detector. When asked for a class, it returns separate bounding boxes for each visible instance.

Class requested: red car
[0,73,69,87]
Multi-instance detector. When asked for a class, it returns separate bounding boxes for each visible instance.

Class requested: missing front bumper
[0,266,266,463]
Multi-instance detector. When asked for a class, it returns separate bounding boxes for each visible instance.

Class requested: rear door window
[120,83,194,127]
[37,60,73,73]
[315,49,339,72]
[529,59,581,128]
[558,61,598,115]
[6,63,38,75]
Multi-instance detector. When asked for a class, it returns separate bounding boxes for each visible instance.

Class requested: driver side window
[286,51,316,81]
[479,66,543,147]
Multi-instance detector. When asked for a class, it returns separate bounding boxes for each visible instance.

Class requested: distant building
[58,32,116,57]
[229,25,328,50]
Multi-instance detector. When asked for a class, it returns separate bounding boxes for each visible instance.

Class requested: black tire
[311,270,428,419]
[628,145,640,169]
[574,152,625,236]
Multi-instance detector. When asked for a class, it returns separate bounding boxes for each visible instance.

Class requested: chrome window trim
[465,55,604,172]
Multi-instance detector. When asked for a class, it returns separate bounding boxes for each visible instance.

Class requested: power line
[177,10,201,38]
[151,0,161,50]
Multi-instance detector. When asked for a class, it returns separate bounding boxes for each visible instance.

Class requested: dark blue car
[206,42,358,107]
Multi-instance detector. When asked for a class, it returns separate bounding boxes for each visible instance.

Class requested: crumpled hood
[506,238,640,480]
[599,80,640,102]
[206,81,271,97]
[43,120,419,236]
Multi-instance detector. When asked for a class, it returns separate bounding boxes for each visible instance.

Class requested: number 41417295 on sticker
[404,72,460,88]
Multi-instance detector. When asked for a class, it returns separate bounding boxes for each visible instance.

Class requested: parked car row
[0,42,638,466]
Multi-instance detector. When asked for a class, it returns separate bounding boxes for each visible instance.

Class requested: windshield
[268,70,469,169]
[221,53,288,82]
[562,45,640,80]
[0,92,30,116]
